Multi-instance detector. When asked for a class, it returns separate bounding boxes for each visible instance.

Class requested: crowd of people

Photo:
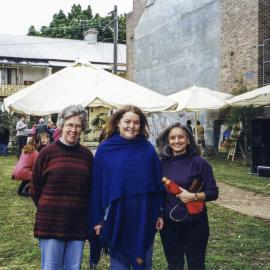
[12,115,58,196]
[8,105,218,270]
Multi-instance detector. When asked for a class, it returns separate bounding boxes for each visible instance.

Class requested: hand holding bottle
[175,187,196,203]
[162,177,205,215]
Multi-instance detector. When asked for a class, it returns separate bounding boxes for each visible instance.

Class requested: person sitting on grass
[12,138,38,197]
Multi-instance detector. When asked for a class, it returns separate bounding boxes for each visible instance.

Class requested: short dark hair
[156,122,200,159]
[102,105,149,140]
[187,120,191,125]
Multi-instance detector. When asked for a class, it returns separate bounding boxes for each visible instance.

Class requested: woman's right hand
[176,187,195,203]
[94,224,103,236]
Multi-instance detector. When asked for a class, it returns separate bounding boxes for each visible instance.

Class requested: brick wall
[126,0,146,81]
[258,0,270,86]
[219,0,260,93]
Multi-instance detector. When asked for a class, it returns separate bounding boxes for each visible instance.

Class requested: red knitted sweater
[30,140,93,240]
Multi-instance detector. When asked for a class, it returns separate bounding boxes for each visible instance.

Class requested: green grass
[208,156,270,195]
[1,156,270,269]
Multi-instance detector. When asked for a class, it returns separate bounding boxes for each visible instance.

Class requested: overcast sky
[0,0,133,35]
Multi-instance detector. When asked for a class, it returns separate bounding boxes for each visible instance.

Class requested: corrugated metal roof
[0,34,126,65]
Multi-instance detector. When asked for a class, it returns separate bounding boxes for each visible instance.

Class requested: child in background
[37,132,50,152]
[12,139,38,196]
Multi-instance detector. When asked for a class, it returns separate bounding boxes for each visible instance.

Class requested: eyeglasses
[64,123,82,130]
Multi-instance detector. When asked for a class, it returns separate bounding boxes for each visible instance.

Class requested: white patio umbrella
[167,85,232,141]
[4,60,176,115]
[227,85,270,107]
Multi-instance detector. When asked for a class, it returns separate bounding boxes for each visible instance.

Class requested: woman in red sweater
[30,105,93,270]
[12,138,38,196]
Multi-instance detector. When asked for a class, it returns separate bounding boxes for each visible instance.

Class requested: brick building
[220,0,270,93]
[127,0,270,94]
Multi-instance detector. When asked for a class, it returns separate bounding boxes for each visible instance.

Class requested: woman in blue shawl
[89,105,164,270]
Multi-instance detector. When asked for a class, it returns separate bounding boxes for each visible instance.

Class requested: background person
[194,120,208,156]
[35,118,49,137]
[47,119,56,141]
[156,123,219,270]
[186,120,192,134]
[16,114,29,157]
[0,125,10,156]
[53,127,61,141]
[89,105,164,270]
[37,132,50,152]
[30,105,93,270]
[12,138,38,197]
[30,122,37,142]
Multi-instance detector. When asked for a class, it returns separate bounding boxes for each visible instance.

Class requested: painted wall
[133,0,220,95]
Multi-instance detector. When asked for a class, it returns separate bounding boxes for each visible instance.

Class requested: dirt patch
[213,182,270,220]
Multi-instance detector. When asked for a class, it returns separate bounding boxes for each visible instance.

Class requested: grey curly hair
[58,104,88,131]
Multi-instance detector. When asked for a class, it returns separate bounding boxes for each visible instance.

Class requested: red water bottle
[162,177,205,215]
[162,177,183,194]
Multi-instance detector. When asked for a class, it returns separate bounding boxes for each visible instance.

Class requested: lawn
[0,156,270,269]
[208,156,270,195]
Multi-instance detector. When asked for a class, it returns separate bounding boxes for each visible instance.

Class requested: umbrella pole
[194,111,199,143]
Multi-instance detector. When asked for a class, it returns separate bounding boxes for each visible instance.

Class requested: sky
[0,0,133,35]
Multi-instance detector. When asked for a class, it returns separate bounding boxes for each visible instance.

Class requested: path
[213,182,270,220]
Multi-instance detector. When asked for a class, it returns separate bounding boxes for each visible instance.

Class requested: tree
[27,25,39,36]
[118,15,127,43]
[90,113,108,130]
[27,4,127,43]
[0,111,17,133]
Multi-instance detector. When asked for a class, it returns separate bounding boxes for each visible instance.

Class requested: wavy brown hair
[100,105,149,141]
[22,138,37,154]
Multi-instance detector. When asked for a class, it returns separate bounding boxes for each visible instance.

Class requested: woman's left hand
[156,217,164,230]
[176,188,195,203]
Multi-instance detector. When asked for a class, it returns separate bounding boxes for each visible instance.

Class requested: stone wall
[132,0,221,95]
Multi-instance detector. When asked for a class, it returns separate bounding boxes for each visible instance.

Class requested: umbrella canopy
[167,85,232,142]
[4,60,176,115]
[167,85,232,112]
[227,85,270,107]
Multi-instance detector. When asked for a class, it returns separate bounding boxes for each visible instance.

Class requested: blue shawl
[89,133,163,269]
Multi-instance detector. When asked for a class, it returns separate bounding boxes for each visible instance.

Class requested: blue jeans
[110,245,153,270]
[39,239,85,270]
[0,143,8,155]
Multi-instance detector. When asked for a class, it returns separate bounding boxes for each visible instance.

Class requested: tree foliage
[27,4,126,43]
[90,113,108,129]
[0,111,17,132]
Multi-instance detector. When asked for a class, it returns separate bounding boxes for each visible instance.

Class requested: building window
[24,80,34,85]
[0,67,23,85]
[0,69,3,84]
[263,39,270,85]
[0,101,4,112]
